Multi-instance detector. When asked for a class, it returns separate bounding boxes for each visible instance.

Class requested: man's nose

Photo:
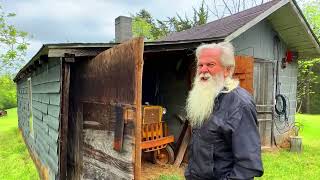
[199,65,209,73]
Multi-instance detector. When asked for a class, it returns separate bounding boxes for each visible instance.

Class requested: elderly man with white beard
[185,42,263,180]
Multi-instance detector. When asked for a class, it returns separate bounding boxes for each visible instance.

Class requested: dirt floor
[141,161,186,180]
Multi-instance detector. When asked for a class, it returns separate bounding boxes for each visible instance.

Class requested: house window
[27,78,34,137]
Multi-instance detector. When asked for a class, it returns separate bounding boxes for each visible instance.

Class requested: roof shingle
[161,0,281,41]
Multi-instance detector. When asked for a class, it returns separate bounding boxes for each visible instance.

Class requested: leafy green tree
[161,0,209,34]
[0,74,17,109]
[297,0,320,113]
[132,17,155,40]
[0,5,29,73]
[132,9,169,41]
[303,0,320,39]
[132,0,209,41]
[0,4,29,109]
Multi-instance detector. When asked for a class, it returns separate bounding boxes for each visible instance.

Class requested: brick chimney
[115,16,132,43]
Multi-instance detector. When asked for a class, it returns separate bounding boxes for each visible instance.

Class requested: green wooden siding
[17,58,61,180]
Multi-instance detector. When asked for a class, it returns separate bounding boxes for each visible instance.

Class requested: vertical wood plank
[75,103,83,179]
[234,56,254,94]
[114,106,125,152]
[159,122,163,138]
[59,60,70,180]
[134,37,144,180]
[174,126,191,167]
[151,124,154,140]
[174,121,189,156]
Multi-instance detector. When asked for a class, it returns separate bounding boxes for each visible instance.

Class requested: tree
[0,5,29,73]
[208,0,271,19]
[131,9,169,41]
[297,0,320,113]
[0,4,29,109]
[160,0,209,34]
[132,0,209,41]
[0,74,17,109]
[132,0,275,41]
[297,58,320,113]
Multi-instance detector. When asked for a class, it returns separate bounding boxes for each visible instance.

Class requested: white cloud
[1,0,203,60]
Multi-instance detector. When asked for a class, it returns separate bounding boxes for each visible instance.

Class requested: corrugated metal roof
[161,0,281,41]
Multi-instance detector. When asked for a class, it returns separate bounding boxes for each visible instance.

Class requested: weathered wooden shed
[14,0,320,179]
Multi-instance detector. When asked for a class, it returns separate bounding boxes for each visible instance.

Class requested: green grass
[0,108,39,180]
[158,114,320,180]
[157,174,181,180]
[256,114,320,180]
[1,108,319,180]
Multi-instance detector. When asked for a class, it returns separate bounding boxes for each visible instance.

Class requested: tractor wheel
[153,145,175,165]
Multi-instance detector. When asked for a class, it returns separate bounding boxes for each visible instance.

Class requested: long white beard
[186,72,225,127]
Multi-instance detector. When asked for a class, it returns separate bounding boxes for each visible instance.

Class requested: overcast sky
[1,0,206,60]
[1,0,306,62]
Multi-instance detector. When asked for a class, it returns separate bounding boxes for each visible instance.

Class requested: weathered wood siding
[253,60,274,147]
[232,19,298,146]
[17,58,61,180]
[68,38,144,179]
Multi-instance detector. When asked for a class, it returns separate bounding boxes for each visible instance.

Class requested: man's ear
[223,67,231,78]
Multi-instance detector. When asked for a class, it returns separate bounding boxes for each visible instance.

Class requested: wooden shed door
[233,56,254,94]
[253,60,274,147]
[69,38,143,180]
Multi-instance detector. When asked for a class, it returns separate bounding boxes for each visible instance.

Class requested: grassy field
[0,108,39,180]
[256,114,320,180]
[158,114,320,180]
[0,108,319,180]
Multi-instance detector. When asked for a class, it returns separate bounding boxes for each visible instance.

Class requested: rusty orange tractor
[141,106,175,165]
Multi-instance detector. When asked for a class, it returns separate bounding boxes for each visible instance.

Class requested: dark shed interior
[142,50,194,141]
[141,50,195,178]
[66,43,197,179]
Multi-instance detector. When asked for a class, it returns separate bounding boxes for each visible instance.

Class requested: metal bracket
[64,53,75,63]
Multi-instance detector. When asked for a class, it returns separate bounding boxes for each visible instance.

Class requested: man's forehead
[199,48,221,58]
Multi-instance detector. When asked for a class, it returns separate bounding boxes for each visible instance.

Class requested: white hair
[186,42,239,127]
[195,42,236,76]
[186,72,225,127]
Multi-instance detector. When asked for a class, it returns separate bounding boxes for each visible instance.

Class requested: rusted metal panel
[141,136,174,149]
[68,38,144,179]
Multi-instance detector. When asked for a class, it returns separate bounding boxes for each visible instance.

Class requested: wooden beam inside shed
[59,60,71,180]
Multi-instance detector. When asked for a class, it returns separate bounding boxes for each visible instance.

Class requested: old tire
[153,145,175,165]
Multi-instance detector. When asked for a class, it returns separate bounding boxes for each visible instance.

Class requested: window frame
[27,77,34,138]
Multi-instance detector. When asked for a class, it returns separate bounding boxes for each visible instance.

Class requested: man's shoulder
[222,86,255,108]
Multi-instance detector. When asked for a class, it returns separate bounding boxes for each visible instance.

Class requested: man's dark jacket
[185,86,264,180]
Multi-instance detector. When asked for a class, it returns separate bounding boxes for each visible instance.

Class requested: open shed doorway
[140,50,195,179]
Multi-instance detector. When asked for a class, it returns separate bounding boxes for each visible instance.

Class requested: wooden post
[59,60,71,180]
[134,37,144,180]
[290,136,303,153]
[174,125,191,167]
